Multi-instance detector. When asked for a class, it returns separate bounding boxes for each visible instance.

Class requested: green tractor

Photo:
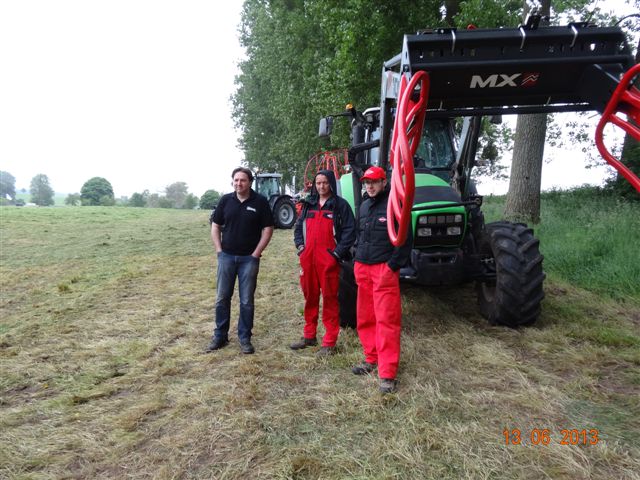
[254,173,297,229]
[321,17,639,328]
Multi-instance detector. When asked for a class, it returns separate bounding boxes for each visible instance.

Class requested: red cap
[360,166,386,181]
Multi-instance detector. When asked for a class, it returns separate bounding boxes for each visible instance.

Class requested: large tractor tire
[476,221,545,327]
[338,261,357,328]
[274,197,296,229]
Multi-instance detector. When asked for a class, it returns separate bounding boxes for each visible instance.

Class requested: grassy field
[1,198,639,479]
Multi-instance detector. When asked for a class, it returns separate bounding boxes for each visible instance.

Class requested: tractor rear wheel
[476,221,545,327]
[274,198,296,229]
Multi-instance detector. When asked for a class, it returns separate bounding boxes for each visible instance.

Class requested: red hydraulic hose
[595,63,640,193]
[387,71,430,246]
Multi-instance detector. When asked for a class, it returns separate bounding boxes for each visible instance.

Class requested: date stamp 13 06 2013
[503,428,600,446]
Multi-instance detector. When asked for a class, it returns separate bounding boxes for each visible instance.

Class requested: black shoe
[205,338,228,352]
[289,337,317,350]
[379,378,398,394]
[351,362,376,375]
[240,342,255,354]
[316,346,336,357]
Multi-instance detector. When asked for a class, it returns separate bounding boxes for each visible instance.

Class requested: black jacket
[294,170,356,259]
[354,188,412,271]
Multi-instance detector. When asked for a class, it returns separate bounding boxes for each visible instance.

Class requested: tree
[65,193,81,206]
[147,193,161,208]
[157,197,174,208]
[502,0,622,220]
[129,192,147,207]
[80,177,114,206]
[165,182,189,209]
[200,189,221,210]
[184,193,199,210]
[30,174,55,206]
[0,171,16,201]
[233,0,444,186]
[99,195,115,206]
[501,3,550,223]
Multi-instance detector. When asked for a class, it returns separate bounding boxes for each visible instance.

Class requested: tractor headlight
[415,212,465,246]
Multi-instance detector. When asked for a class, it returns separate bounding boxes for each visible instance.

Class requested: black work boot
[316,346,336,357]
[240,341,255,354]
[205,337,229,353]
[289,337,318,350]
[351,362,376,375]
[379,378,398,394]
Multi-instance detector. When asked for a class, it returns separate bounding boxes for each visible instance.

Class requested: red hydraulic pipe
[387,71,430,246]
[595,63,640,193]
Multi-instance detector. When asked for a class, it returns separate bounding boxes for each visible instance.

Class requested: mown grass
[1,198,639,479]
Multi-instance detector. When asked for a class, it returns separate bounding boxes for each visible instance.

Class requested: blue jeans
[214,252,260,344]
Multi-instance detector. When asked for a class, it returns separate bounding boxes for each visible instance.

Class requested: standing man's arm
[252,226,274,258]
[211,223,223,254]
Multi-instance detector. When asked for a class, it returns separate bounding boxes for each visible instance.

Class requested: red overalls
[299,205,341,347]
[354,262,402,379]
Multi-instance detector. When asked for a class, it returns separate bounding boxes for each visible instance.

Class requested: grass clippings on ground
[1,205,639,479]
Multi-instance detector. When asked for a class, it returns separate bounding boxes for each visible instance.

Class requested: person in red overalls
[351,166,412,393]
[291,170,356,356]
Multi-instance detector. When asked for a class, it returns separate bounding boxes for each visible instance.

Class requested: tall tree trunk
[444,0,460,27]
[504,115,547,222]
[504,0,551,224]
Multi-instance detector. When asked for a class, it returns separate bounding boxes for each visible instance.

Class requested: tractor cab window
[255,176,280,198]
[368,129,380,166]
[414,120,455,180]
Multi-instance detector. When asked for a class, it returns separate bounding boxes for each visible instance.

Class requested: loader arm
[385,20,640,246]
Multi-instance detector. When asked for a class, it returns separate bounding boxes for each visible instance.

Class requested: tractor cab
[414,119,457,182]
[254,173,282,199]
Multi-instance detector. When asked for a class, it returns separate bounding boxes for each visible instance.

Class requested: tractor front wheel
[476,221,545,327]
[274,198,296,229]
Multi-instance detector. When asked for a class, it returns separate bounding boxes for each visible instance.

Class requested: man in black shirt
[206,167,274,354]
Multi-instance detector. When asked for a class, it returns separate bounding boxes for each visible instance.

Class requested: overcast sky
[1,0,245,198]
[0,1,636,199]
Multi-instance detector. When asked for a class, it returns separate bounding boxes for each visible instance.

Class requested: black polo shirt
[211,190,274,255]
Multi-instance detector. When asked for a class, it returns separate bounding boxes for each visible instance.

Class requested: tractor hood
[413,172,461,205]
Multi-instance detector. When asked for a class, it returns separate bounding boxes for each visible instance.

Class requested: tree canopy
[232,0,625,201]
[165,182,189,209]
[0,171,16,201]
[129,191,148,207]
[200,189,221,210]
[81,177,114,206]
[65,193,81,206]
[233,0,445,188]
[30,174,55,206]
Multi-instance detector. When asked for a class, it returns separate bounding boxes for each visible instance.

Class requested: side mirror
[319,117,333,138]
[489,115,502,125]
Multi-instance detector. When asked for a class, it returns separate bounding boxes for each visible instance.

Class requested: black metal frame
[400,22,634,117]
